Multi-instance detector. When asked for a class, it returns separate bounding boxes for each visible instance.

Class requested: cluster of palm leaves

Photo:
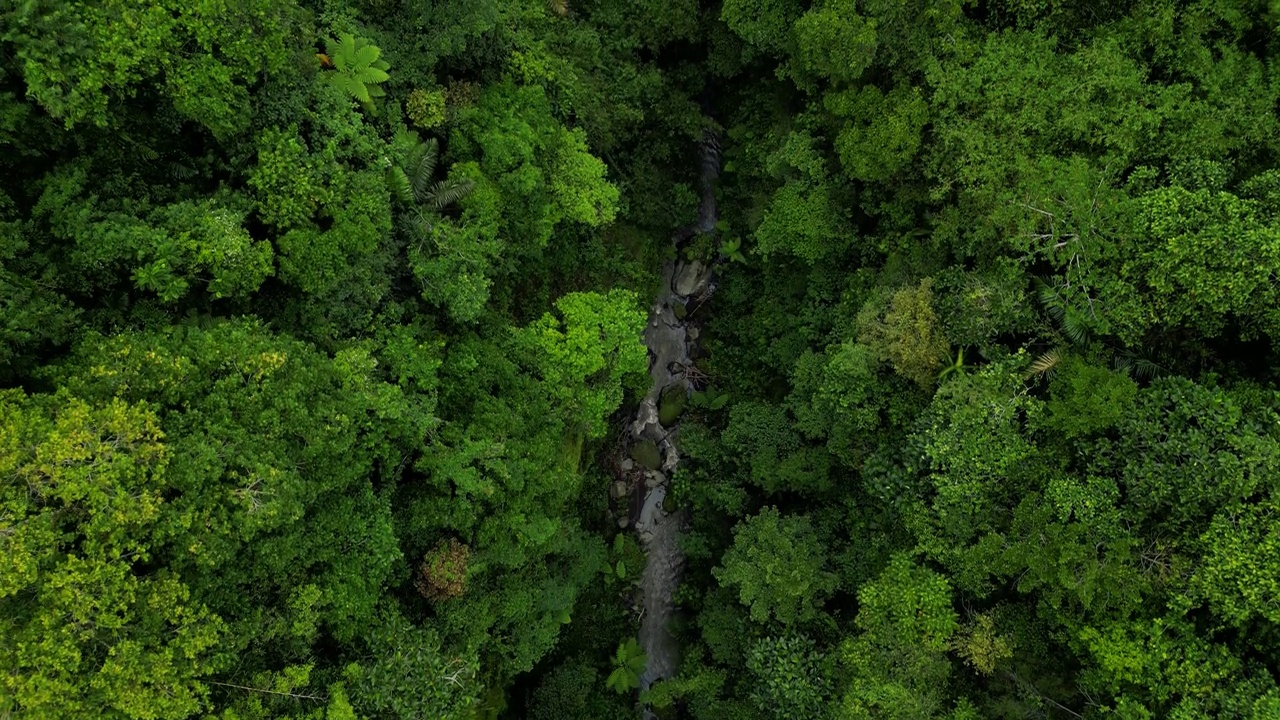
[387,135,475,241]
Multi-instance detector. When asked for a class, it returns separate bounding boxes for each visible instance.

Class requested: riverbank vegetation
[4,1,1280,718]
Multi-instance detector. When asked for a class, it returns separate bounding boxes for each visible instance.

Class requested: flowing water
[619,132,721,716]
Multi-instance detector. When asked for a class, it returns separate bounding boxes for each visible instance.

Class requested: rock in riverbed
[673,261,709,297]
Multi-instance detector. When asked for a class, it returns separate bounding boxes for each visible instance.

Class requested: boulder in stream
[673,261,709,296]
[635,485,666,538]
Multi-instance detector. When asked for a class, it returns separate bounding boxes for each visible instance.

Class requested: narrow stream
[616,131,721,716]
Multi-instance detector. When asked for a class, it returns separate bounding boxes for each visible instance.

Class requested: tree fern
[324,34,390,108]
[605,638,647,693]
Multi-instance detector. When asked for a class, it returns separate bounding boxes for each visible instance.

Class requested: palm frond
[1060,306,1090,345]
[1027,349,1062,379]
[387,166,413,204]
[1034,277,1066,322]
[169,162,198,181]
[410,139,439,203]
[1034,276,1091,345]
[428,178,474,210]
[1114,350,1164,380]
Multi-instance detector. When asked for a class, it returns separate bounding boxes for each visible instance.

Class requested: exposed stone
[630,400,662,441]
[673,260,708,296]
[621,458,635,472]
[646,471,666,489]
[611,480,629,499]
[635,485,666,537]
[661,440,681,474]
[618,515,630,528]
[643,309,689,399]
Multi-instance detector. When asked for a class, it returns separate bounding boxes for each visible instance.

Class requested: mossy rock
[662,492,677,513]
[629,440,662,470]
[673,301,687,320]
[658,386,687,426]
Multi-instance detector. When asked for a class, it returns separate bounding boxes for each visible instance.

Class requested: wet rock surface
[618,133,721,713]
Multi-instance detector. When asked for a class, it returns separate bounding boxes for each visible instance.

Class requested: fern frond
[352,79,372,104]
[361,66,390,85]
[328,74,367,103]
[428,178,475,210]
[329,34,357,71]
[353,43,381,68]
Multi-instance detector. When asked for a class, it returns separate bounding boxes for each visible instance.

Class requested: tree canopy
[5,0,1280,718]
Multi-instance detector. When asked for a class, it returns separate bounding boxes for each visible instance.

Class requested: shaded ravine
[618,131,721,715]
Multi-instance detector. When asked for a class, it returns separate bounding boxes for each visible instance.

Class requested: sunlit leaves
[324,34,390,108]
[0,392,224,720]
[518,290,647,439]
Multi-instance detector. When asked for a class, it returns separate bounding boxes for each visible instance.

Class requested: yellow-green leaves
[1132,186,1280,339]
[2,393,167,572]
[837,555,959,719]
[8,0,296,132]
[519,290,647,439]
[0,391,224,720]
[858,279,951,388]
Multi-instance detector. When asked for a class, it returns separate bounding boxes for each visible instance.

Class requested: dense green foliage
[5,1,1280,719]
